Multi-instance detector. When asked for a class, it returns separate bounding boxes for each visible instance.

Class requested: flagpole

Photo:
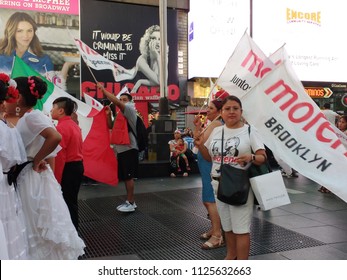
[86,64,98,83]
[158,0,170,120]
[196,78,219,116]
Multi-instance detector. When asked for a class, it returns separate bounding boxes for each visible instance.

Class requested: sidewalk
[78,173,347,260]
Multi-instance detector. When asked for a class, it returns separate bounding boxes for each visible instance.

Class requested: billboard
[253,0,347,83]
[188,0,251,79]
[0,0,80,97]
[80,0,179,103]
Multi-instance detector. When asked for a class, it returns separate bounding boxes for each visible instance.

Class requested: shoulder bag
[217,128,250,206]
[247,125,272,178]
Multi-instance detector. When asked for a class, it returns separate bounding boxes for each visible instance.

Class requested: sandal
[201,235,225,250]
[200,232,212,240]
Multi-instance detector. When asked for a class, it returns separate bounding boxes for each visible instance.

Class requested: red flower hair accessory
[0,73,10,84]
[0,72,19,103]
[6,84,19,103]
[28,77,39,98]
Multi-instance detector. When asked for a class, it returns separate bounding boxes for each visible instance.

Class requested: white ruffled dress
[16,110,85,260]
[0,120,28,259]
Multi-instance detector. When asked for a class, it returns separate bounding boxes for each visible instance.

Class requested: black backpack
[127,116,148,152]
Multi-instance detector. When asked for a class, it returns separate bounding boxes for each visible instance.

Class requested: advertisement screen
[0,0,80,97]
[253,0,346,83]
[80,0,179,103]
[188,0,250,79]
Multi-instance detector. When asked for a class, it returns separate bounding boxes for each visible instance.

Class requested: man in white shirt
[322,103,340,125]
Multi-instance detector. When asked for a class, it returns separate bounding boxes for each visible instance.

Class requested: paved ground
[78,172,347,260]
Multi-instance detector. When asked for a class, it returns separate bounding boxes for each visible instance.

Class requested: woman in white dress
[9,76,85,259]
[0,73,28,259]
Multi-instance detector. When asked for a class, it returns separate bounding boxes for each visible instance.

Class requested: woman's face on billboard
[15,21,34,49]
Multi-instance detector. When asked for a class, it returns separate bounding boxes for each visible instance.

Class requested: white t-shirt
[205,124,265,177]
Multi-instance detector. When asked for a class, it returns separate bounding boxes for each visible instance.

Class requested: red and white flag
[268,47,347,148]
[116,84,130,98]
[217,31,276,99]
[215,33,347,202]
[84,93,104,112]
[242,62,347,202]
[74,38,136,81]
[81,107,118,186]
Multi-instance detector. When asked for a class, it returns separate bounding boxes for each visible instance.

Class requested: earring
[15,106,21,117]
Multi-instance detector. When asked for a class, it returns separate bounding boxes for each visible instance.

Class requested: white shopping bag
[249,170,291,211]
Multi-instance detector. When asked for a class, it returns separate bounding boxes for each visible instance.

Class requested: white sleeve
[249,125,265,152]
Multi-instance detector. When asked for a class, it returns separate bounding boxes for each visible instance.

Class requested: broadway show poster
[0,0,81,98]
[80,0,179,104]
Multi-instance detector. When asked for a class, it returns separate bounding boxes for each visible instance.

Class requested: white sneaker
[117,200,137,212]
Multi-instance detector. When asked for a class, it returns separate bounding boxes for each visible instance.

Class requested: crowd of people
[165,92,347,260]
[1,68,154,259]
[2,70,347,260]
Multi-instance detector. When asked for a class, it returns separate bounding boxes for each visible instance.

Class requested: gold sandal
[201,235,225,250]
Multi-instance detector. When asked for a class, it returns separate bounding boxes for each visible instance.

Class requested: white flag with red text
[74,38,136,82]
[269,47,347,148]
[241,62,347,202]
[215,31,347,202]
[217,31,276,98]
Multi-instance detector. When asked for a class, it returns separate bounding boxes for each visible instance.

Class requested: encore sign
[304,87,333,98]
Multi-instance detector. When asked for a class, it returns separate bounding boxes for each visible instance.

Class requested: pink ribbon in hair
[28,77,39,98]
